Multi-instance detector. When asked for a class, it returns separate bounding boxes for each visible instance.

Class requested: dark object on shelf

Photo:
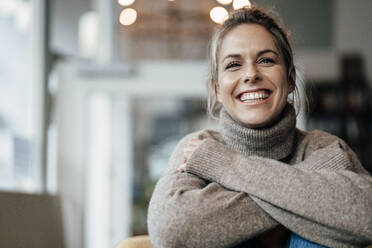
[306,54,372,173]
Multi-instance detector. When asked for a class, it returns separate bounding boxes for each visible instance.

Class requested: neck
[218,103,296,160]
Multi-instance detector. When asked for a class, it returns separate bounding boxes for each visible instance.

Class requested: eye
[225,61,241,70]
[258,57,275,65]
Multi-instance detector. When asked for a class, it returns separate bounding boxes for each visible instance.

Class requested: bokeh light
[118,0,135,7]
[210,6,229,24]
[216,0,233,5]
[232,0,252,10]
[119,8,137,26]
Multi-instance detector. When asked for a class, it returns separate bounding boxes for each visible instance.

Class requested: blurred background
[0,0,371,247]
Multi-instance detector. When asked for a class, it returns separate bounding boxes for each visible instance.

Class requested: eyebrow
[257,49,279,57]
[222,54,242,62]
[222,49,279,62]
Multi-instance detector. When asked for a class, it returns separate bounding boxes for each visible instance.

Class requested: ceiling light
[119,8,137,26]
[216,0,233,5]
[232,0,252,10]
[210,6,229,25]
[118,0,135,7]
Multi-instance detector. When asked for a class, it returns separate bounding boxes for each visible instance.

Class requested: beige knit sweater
[147,104,372,248]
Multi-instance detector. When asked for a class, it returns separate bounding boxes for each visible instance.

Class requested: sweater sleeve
[147,132,278,248]
[185,138,372,248]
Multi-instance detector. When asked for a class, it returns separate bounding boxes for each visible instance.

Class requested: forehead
[219,24,279,58]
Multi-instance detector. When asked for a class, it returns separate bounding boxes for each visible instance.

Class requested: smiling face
[216,23,294,128]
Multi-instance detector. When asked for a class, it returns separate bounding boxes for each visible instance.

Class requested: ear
[288,68,296,93]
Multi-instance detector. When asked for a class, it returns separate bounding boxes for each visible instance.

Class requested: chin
[237,116,271,128]
[234,110,272,128]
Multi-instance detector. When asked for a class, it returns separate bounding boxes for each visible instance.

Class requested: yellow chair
[114,235,372,248]
[116,235,153,248]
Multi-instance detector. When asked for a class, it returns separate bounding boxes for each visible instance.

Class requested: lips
[237,89,271,102]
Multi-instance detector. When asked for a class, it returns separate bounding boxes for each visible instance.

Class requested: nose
[242,65,260,83]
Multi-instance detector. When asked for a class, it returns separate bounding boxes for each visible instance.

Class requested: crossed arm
[147,131,372,248]
[148,133,278,248]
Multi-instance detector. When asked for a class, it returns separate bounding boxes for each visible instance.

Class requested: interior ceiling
[117,0,225,60]
[51,0,334,60]
[121,0,221,36]
[117,0,334,60]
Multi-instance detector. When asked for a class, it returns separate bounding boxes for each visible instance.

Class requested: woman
[147,7,372,248]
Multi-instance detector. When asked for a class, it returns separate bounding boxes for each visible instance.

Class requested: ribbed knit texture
[219,103,296,160]
[148,103,372,248]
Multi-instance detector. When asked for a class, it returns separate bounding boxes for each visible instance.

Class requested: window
[0,0,42,192]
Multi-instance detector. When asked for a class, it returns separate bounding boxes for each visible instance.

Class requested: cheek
[216,83,226,103]
[273,71,290,93]
[218,73,238,92]
[217,81,233,101]
[278,82,291,104]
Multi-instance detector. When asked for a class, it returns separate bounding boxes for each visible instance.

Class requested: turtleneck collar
[218,103,296,160]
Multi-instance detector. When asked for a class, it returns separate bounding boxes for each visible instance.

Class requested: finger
[190,138,203,145]
[188,137,202,146]
[185,142,201,152]
[184,145,199,155]
[183,146,194,157]
[184,140,203,159]
[177,163,186,173]
[186,142,198,149]
[184,151,192,157]
[183,148,193,158]
[184,146,195,152]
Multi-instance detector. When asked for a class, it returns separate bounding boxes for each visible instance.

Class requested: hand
[178,137,203,173]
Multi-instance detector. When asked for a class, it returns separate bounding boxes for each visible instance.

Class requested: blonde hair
[206,7,303,118]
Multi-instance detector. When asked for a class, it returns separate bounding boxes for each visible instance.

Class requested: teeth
[240,90,269,101]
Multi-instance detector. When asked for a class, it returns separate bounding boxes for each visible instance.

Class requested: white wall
[51,0,91,56]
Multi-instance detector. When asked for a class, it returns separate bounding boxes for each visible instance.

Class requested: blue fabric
[288,233,327,248]
[234,232,327,247]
